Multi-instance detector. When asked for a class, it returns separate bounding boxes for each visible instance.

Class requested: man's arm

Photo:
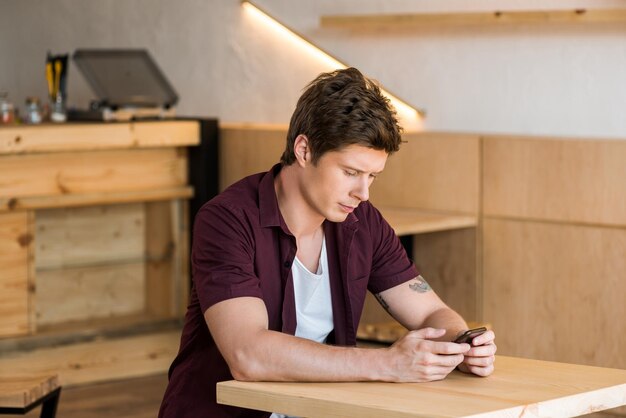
[375,275,496,377]
[205,296,468,383]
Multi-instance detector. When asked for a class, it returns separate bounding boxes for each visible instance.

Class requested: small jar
[24,96,43,124]
[0,93,15,124]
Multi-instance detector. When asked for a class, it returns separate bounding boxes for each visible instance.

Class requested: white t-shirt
[270,236,333,418]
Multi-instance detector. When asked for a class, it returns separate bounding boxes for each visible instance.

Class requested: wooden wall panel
[0,212,31,337]
[219,124,286,191]
[483,136,626,226]
[413,227,477,321]
[0,148,188,199]
[36,262,145,326]
[483,218,626,369]
[369,132,480,214]
[219,127,481,216]
[35,204,144,270]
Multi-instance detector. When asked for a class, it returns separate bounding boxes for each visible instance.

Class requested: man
[159,68,496,418]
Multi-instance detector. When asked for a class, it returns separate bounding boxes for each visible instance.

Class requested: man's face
[300,144,388,223]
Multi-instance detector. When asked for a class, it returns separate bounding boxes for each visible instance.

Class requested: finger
[410,327,447,340]
[428,340,471,355]
[466,363,494,377]
[471,330,495,346]
[463,355,495,368]
[466,343,497,357]
[423,352,465,368]
[421,365,458,380]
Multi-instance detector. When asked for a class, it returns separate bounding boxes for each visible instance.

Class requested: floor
[4,374,168,418]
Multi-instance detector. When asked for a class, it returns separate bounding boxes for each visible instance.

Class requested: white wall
[1,0,625,138]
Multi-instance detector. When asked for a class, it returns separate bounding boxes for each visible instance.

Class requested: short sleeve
[191,202,263,314]
[365,204,419,294]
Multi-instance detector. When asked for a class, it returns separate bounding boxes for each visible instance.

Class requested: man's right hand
[384,327,470,382]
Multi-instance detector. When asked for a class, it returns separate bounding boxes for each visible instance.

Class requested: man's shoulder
[215,172,264,206]
[198,171,267,222]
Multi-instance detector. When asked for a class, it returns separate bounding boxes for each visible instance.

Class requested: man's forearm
[231,329,388,382]
[420,307,468,341]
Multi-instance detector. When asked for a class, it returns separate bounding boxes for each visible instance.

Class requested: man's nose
[352,177,370,202]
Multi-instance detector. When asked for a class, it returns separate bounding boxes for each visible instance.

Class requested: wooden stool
[0,375,61,418]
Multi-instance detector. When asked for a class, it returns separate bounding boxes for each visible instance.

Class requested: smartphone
[453,327,487,344]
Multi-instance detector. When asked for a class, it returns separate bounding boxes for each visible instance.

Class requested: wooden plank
[35,262,145,326]
[0,148,188,199]
[0,374,59,408]
[377,207,476,235]
[35,203,144,270]
[219,124,286,191]
[483,218,626,370]
[0,120,199,155]
[145,200,189,318]
[0,330,181,388]
[0,212,31,337]
[483,136,626,226]
[0,186,193,212]
[370,132,480,214]
[321,9,626,29]
[217,356,626,418]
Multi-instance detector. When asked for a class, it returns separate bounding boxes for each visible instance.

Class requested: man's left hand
[456,329,496,377]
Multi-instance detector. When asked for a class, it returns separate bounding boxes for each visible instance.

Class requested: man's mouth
[339,203,356,213]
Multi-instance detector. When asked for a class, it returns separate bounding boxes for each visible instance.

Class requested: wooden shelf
[321,8,626,29]
[0,186,194,212]
[377,206,477,236]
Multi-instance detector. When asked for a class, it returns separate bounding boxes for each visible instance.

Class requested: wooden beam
[0,148,189,201]
[0,186,193,212]
[321,9,626,29]
[0,121,199,155]
[0,212,31,337]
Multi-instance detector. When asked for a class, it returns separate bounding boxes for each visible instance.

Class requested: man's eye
[345,170,357,177]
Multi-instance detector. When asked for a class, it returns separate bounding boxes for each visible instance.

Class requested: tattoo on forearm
[409,275,432,293]
[374,293,390,311]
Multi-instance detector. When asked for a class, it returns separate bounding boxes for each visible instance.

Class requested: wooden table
[217,356,626,417]
[0,375,61,417]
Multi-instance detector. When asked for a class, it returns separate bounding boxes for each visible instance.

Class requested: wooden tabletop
[217,356,626,418]
[0,375,60,408]
[376,206,477,236]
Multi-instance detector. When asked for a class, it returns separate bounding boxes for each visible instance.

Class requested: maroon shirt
[159,164,418,418]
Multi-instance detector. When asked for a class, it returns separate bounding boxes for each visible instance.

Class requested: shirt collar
[258,163,284,229]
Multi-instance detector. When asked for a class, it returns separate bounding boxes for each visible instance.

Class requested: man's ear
[293,135,310,167]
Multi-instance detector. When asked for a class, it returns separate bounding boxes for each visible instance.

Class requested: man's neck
[274,164,324,238]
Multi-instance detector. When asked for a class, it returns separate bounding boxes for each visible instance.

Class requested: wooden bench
[0,375,61,417]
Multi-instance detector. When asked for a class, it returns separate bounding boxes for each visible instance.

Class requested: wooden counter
[0,121,200,386]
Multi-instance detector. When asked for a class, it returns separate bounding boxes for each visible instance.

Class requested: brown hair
[280,67,403,165]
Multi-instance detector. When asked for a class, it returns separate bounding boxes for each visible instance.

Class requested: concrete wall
[1,0,625,138]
